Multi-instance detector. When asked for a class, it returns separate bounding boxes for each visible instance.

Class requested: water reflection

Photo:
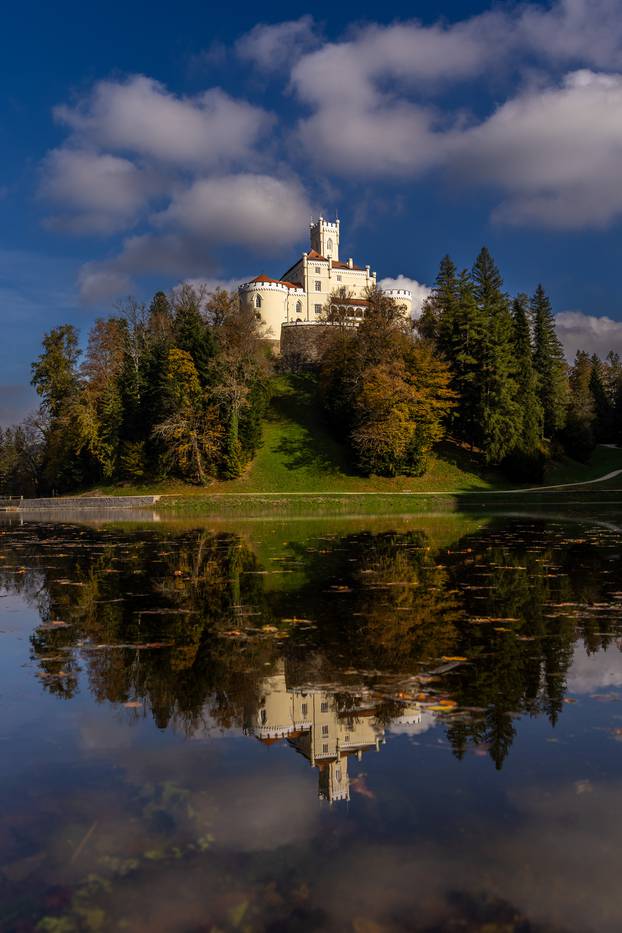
[3,515,622,930]
[3,519,622,771]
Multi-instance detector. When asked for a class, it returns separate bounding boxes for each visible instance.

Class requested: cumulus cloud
[55,76,271,169]
[379,275,431,318]
[79,173,313,303]
[40,148,160,234]
[78,231,218,303]
[453,70,622,229]
[285,2,622,230]
[236,16,319,72]
[567,644,622,693]
[155,174,313,248]
[555,310,622,359]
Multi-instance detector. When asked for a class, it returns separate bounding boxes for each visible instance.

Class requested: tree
[153,349,222,484]
[173,284,215,387]
[511,293,544,453]
[531,285,568,437]
[319,290,455,476]
[31,324,81,418]
[471,248,520,464]
[590,355,615,442]
[563,350,596,461]
[418,255,459,345]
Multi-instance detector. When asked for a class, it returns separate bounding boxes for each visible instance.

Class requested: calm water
[2,511,622,932]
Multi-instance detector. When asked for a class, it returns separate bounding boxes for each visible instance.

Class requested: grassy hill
[206,373,506,494]
[88,373,622,504]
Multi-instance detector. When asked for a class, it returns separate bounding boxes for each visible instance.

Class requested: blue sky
[3,0,622,423]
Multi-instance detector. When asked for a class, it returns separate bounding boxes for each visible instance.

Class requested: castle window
[322,743,329,754]
[255,294,262,309]
[315,266,320,273]
[301,703,308,717]
[321,701,329,713]
[322,724,329,736]
[344,734,350,743]
[336,275,342,282]
[260,709,267,725]
[326,238,333,255]
[296,300,302,314]
[336,769,342,782]
[315,304,322,314]
[315,280,321,291]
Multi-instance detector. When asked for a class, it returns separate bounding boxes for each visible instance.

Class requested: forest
[1,247,621,495]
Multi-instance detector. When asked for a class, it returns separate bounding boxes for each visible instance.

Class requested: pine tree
[418,255,459,346]
[173,284,215,386]
[589,355,614,442]
[511,293,543,452]
[531,285,568,437]
[563,350,596,461]
[450,270,485,446]
[471,248,520,464]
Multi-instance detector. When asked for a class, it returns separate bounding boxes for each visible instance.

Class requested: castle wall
[279,322,337,366]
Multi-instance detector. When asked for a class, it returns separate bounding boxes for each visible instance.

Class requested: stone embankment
[17,496,160,511]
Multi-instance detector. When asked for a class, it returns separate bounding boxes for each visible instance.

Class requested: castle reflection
[249,660,429,802]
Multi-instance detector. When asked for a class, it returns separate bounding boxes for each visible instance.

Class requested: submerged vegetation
[1,247,621,497]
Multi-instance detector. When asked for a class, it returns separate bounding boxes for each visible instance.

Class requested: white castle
[239,216,413,341]
[249,661,425,803]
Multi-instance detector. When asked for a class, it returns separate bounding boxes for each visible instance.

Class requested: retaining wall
[19,495,160,511]
[280,323,335,367]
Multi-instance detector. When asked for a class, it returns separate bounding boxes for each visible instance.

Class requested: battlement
[240,280,304,295]
[310,215,340,261]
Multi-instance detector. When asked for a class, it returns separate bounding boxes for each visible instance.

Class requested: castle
[248,661,428,803]
[239,217,413,342]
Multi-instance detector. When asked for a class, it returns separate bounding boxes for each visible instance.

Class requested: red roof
[331,260,365,271]
[249,274,301,289]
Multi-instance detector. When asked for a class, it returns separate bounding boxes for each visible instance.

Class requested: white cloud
[567,644,622,693]
[555,310,622,360]
[380,275,431,318]
[285,2,622,230]
[155,173,313,249]
[453,70,622,229]
[54,75,271,169]
[236,16,319,72]
[79,173,313,303]
[40,148,160,234]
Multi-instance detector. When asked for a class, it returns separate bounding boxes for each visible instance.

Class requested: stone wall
[279,323,335,368]
[19,495,160,511]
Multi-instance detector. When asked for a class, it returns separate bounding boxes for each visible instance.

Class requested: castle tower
[310,216,339,261]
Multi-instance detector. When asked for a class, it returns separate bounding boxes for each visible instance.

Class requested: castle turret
[310,216,340,261]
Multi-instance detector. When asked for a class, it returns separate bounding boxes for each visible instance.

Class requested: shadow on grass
[269,373,357,477]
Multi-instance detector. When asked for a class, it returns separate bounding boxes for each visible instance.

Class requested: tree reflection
[2,516,622,776]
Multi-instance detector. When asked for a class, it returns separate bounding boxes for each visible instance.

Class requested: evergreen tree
[451,270,485,446]
[589,355,615,442]
[531,285,568,437]
[471,247,520,464]
[563,350,596,461]
[173,284,215,386]
[418,255,459,346]
[511,293,543,452]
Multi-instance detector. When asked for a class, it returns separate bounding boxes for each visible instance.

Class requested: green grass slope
[86,373,622,504]
[208,373,504,494]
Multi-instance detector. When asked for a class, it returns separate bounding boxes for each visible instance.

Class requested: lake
[2,510,622,932]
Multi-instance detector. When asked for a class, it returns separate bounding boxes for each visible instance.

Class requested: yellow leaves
[441,655,468,662]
